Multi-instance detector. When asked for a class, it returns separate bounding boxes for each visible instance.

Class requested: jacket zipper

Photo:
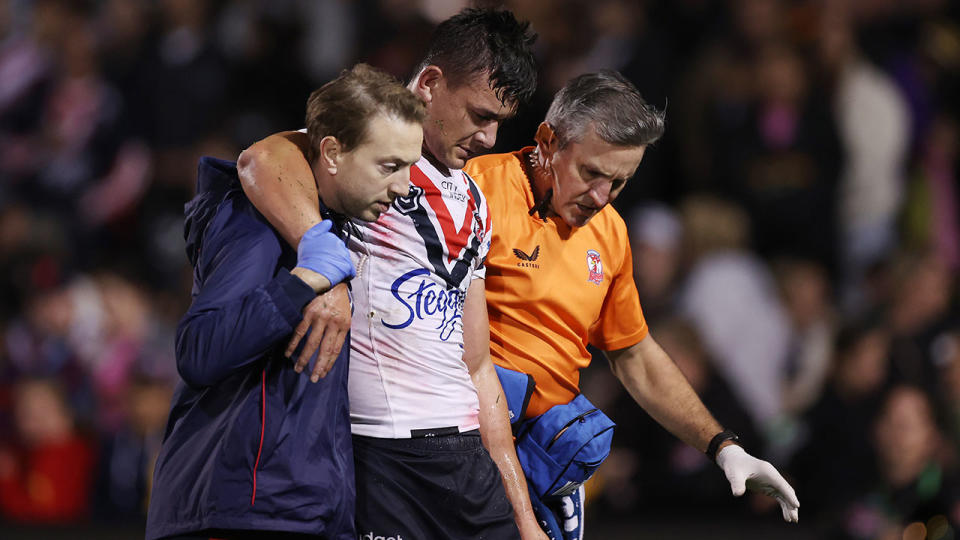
[545,408,599,452]
[251,369,266,505]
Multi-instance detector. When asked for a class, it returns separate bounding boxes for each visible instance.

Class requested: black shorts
[163,530,324,539]
[353,430,521,540]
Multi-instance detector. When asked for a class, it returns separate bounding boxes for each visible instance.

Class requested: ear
[411,65,443,104]
[318,135,342,175]
[534,122,558,159]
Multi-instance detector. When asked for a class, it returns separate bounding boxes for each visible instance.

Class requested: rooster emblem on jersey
[586,249,603,285]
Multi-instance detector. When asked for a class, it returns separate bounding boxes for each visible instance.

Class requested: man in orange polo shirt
[464,71,798,537]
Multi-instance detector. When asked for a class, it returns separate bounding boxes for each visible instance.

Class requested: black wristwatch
[706,429,740,462]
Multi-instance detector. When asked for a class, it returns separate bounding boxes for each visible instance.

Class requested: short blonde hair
[305,64,426,160]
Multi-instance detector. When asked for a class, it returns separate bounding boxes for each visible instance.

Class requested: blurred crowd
[0,0,957,538]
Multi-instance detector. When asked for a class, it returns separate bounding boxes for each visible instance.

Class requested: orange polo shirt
[465,148,648,417]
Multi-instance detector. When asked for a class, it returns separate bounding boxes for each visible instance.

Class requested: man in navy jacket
[146,64,426,540]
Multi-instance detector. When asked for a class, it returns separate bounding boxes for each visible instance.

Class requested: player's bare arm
[238,130,322,247]
[606,336,800,522]
[239,130,350,382]
[462,279,548,540]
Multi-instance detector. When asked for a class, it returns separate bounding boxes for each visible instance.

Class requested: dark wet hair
[414,8,538,107]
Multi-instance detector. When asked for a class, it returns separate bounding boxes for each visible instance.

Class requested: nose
[389,170,411,199]
[588,180,612,207]
[473,122,499,150]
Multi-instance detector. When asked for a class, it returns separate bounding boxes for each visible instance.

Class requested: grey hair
[545,70,665,148]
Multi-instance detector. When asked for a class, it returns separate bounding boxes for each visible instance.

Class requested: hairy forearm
[237,131,322,248]
[607,336,723,453]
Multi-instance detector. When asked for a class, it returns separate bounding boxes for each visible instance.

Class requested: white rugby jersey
[347,156,493,438]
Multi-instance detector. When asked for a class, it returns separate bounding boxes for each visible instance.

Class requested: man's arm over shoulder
[176,203,315,388]
[238,131,352,383]
[237,131,323,248]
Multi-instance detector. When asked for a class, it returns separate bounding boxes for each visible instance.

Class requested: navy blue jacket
[146,157,354,540]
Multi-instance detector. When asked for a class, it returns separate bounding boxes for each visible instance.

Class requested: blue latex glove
[296,221,355,286]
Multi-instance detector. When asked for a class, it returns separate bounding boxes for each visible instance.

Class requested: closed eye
[584,166,627,191]
[470,111,495,124]
[469,106,508,126]
[583,167,604,181]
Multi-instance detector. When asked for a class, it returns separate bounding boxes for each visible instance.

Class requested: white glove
[716,444,800,522]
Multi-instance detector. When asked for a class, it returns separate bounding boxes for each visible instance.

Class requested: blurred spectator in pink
[6,271,174,432]
[716,39,842,276]
[3,1,146,215]
[0,0,152,287]
[75,273,157,432]
[0,378,96,523]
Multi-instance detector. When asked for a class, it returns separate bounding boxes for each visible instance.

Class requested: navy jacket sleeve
[175,198,316,388]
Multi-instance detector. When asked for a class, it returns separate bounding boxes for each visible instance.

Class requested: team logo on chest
[393,185,424,215]
[586,249,604,285]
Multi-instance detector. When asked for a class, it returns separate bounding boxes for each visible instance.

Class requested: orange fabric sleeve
[589,236,648,351]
